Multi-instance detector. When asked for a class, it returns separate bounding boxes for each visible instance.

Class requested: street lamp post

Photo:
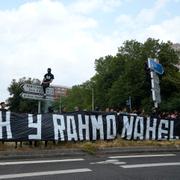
[92,88,94,111]
[59,95,62,113]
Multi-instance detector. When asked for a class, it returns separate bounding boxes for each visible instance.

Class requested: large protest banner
[0,111,180,141]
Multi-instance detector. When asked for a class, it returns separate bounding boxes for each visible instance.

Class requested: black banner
[0,111,180,141]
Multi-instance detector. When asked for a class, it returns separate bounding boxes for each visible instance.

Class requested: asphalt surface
[0,152,180,180]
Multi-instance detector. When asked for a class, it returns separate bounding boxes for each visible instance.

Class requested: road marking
[0,168,91,179]
[109,154,176,159]
[0,158,84,166]
[90,159,117,164]
[112,161,127,165]
[121,162,180,169]
[90,159,126,165]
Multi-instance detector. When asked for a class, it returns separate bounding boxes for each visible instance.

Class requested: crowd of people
[0,101,179,120]
[54,106,180,120]
[105,107,179,119]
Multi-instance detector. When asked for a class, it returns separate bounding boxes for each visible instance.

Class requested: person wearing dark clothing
[48,106,54,113]
[41,68,54,97]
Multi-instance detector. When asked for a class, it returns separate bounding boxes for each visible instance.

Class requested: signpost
[151,72,161,103]
[148,58,164,75]
[21,83,69,113]
[22,84,56,113]
[23,84,55,96]
[21,93,55,101]
[148,58,164,108]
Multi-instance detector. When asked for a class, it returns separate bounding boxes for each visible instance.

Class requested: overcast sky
[0,0,180,102]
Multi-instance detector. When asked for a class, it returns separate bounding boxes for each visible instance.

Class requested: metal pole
[154,58,159,109]
[59,96,62,113]
[154,102,158,108]
[129,96,132,112]
[92,88,94,111]
[38,101,41,114]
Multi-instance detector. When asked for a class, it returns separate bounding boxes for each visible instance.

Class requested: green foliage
[161,93,180,111]
[55,38,180,113]
[7,77,40,113]
[81,142,97,155]
[54,81,93,111]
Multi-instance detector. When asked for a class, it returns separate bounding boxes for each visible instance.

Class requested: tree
[93,38,180,112]
[93,55,126,109]
[7,77,41,113]
[54,38,180,113]
[54,81,93,112]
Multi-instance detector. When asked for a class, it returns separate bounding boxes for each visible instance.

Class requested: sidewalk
[0,146,180,160]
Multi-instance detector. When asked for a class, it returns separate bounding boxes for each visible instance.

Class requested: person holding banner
[41,68,54,97]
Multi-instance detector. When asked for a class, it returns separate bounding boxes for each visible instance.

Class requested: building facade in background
[172,43,180,71]
[53,85,70,99]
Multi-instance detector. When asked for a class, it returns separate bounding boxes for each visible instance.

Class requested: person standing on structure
[41,68,54,97]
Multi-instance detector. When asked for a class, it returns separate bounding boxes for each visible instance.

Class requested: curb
[0,146,180,160]
[97,146,180,155]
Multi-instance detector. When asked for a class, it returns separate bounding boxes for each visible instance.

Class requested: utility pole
[92,88,94,111]
[129,96,132,112]
[126,96,132,112]
[59,95,62,113]
[38,101,41,114]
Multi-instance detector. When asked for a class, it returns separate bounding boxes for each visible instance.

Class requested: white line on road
[0,168,92,179]
[112,161,127,165]
[109,154,176,159]
[121,162,180,169]
[0,158,84,166]
[90,159,126,165]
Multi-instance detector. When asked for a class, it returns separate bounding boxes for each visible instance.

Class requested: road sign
[152,89,161,103]
[151,72,160,91]
[23,84,54,96]
[151,71,159,84]
[21,93,55,101]
[150,71,161,103]
[148,58,164,75]
[22,83,69,108]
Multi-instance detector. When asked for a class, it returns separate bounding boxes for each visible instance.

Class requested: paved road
[0,152,180,179]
